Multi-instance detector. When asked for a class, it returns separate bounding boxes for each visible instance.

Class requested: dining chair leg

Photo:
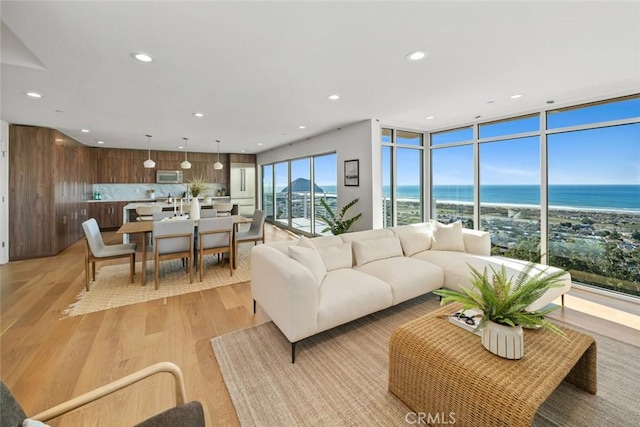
[85,256,90,292]
[92,261,96,281]
[188,252,193,284]
[155,252,159,290]
[129,253,135,283]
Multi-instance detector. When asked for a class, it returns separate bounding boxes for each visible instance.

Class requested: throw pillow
[398,232,432,256]
[431,220,466,252]
[288,245,327,286]
[352,236,403,266]
[317,242,353,271]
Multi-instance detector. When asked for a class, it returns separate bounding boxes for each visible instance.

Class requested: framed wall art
[344,159,359,186]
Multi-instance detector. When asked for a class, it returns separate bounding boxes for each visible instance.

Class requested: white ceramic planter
[481,320,524,360]
[190,197,201,221]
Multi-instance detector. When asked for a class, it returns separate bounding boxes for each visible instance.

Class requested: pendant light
[180,137,191,169]
[213,140,223,170]
[143,134,156,168]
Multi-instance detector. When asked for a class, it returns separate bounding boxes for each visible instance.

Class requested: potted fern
[319,197,362,235]
[434,263,567,359]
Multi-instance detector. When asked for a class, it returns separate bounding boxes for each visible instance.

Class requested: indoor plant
[319,197,362,235]
[434,262,567,359]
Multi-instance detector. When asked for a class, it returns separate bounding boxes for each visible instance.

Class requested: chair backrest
[136,205,162,216]
[153,211,175,221]
[212,203,233,216]
[200,209,218,218]
[249,209,266,235]
[198,217,233,249]
[82,218,106,256]
[152,220,194,255]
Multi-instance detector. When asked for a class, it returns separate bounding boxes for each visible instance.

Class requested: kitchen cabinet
[89,202,126,229]
[93,148,154,183]
[9,126,90,260]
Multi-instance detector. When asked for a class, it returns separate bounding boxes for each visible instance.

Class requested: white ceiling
[1,1,639,154]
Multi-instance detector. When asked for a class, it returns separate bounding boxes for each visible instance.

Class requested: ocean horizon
[303,184,640,212]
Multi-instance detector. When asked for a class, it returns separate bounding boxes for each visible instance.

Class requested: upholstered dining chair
[1,362,205,427]
[136,204,162,221]
[82,218,137,292]
[212,202,233,216]
[152,219,194,289]
[197,217,234,281]
[236,209,266,248]
[200,209,218,218]
[153,211,175,221]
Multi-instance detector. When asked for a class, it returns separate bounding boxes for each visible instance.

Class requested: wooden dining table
[117,215,252,286]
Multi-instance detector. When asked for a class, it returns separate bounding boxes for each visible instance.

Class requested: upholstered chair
[82,218,137,291]
[136,204,162,221]
[198,217,234,281]
[200,209,218,218]
[236,209,266,248]
[1,362,204,427]
[212,203,233,216]
[153,211,175,221]
[152,220,194,289]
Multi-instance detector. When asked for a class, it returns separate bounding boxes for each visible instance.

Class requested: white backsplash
[92,182,228,201]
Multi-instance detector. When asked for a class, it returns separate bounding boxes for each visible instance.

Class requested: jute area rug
[212,294,640,427]
[62,245,252,318]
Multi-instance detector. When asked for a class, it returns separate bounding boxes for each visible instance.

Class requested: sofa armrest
[462,229,491,256]
[251,245,319,343]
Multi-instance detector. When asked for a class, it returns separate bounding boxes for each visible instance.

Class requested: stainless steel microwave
[156,170,183,184]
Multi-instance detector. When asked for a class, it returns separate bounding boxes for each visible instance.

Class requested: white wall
[257,119,383,231]
[0,120,9,264]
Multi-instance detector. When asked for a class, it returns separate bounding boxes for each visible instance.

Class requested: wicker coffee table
[388,303,597,427]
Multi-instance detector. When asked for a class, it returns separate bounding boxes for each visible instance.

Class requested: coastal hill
[281,178,325,193]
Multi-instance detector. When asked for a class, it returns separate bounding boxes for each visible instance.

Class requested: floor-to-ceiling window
[479,115,541,261]
[430,127,474,228]
[380,128,424,226]
[547,96,640,296]
[261,152,337,236]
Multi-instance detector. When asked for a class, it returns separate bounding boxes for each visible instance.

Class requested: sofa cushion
[431,220,466,252]
[398,232,432,256]
[352,236,403,266]
[317,269,392,333]
[288,241,327,286]
[317,242,353,271]
[355,257,444,305]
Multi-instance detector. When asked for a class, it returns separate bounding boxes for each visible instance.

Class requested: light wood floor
[1,224,638,426]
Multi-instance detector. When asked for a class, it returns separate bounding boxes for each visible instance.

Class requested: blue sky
[393,97,639,186]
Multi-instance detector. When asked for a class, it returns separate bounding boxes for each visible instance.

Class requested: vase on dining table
[190,197,201,220]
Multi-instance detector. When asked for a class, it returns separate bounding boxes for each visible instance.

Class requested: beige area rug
[62,245,252,318]
[212,294,640,426]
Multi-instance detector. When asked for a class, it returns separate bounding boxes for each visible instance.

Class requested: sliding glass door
[274,162,289,227]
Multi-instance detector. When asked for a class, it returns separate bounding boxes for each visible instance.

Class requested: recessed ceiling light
[178,146,184,149]
[193,112,204,117]
[298,125,306,129]
[486,100,495,104]
[97,140,104,145]
[425,116,435,120]
[240,149,246,153]
[55,109,64,113]
[475,115,482,119]
[26,92,42,98]
[328,94,340,100]
[406,50,427,61]
[510,94,523,99]
[80,129,90,133]
[257,142,263,146]
[131,52,154,63]
[546,100,555,104]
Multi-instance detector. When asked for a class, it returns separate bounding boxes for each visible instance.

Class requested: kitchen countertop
[88,196,231,203]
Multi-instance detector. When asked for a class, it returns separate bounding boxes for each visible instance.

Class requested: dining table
[117,215,253,286]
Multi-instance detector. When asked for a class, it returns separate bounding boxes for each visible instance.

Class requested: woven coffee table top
[388,302,597,426]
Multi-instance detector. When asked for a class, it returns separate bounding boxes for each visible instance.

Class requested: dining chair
[236,209,266,248]
[198,217,234,281]
[152,219,194,289]
[136,204,162,221]
[200,209,218,218]
[82,218,137,291]
[212,202,233,216]
[1,362,204,427]
[153,211,175,221]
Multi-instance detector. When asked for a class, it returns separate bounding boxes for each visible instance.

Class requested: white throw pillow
[288,245,327,286]
[317,242,353,271]
[352,236,403,266]
[398,232,432,256]
[431,220,466,252]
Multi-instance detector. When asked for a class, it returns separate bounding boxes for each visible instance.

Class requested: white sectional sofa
[250,221,571,362]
